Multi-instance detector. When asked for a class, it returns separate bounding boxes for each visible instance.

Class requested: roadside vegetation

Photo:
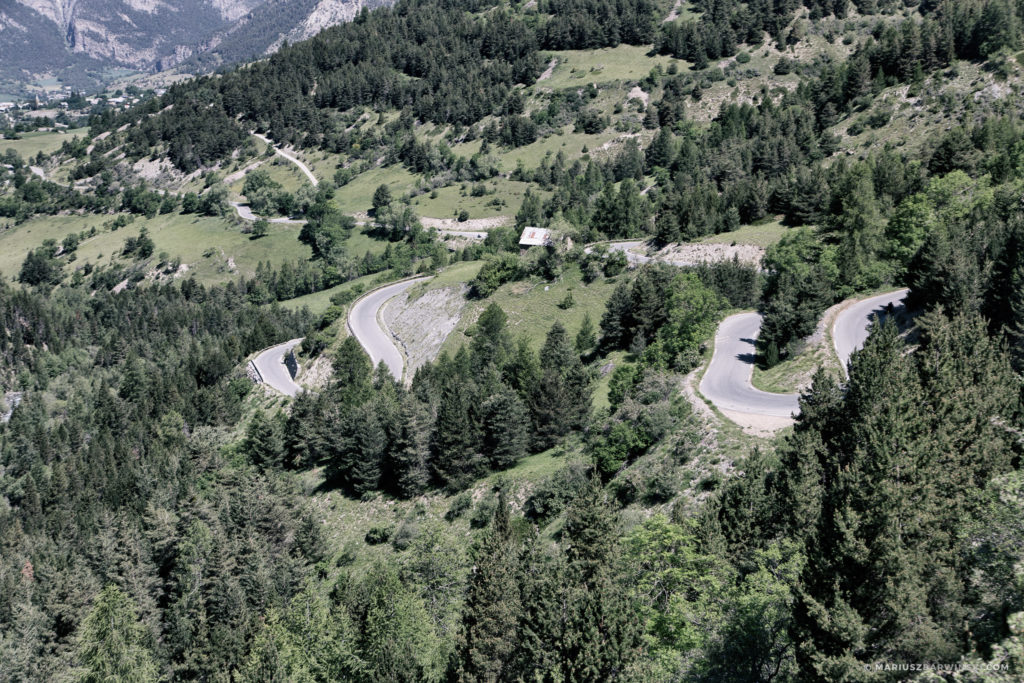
[3,0,1024,679]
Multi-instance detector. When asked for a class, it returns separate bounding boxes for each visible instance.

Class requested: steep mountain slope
[0,0,389,95]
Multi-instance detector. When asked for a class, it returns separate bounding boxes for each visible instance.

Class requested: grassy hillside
[1,128,89,158]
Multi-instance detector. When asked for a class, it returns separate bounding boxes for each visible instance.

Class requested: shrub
[470,253,523,298]
[445,491,472,521]
[364,524,393,545]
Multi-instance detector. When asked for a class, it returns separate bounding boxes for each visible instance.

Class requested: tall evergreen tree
[457,495,523,680]
[336,403,386,495]
[333,337,372,405]
[245,411,284,469]
[575,312,597,355]
[481,388,529,470]
[75,586,158,683]
[383,397,432,497]
[531,323,592,449]
[431,379,481,489]
[558,480,642,680]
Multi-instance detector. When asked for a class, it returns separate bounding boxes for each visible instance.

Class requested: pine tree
[357,566,444,681]
[240,580,361,682]
[245,411,284,469]
[645,127,674,171]
[503,337,540,400]
[470,303,512,371]
[481,387,529,470]
[575,312,597,355]
[333,337,372,405]
[458,495,523,679]
[558,480,642,680]
[515,189,543,229]
[788,319,991,675]
[431,379,481,489]
[531,323,592,449]
[371,184,392,214]
[383,397,432,497]
[540,322,576,370]
[75,586,158,683]
[337,403,386,495]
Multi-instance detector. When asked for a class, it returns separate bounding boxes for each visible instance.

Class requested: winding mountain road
[252,133,319,186]
[700,313,801,418]
[252,338,305,397]
[833,288,910,377]
[229,201,306,224]
[699,289,911,422]
[347,277,431,381]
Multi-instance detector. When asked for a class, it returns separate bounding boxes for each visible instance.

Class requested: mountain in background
[0,0,389,96]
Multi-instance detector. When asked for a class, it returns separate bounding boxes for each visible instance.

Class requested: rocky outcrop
[268,0,377,53]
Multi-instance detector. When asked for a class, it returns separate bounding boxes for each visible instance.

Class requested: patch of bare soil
[420,216,511,231]
[627,86,649,106]
[720,409,795,437]
[654,242,765,267]
[298,354,334,391]
[663,0,682,22]
[383,285,468,377]
[537,57,556,82]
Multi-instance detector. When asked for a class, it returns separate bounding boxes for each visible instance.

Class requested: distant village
[0,85,166,135]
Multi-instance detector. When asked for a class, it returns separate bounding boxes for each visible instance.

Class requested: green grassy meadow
[698,218,790,248]
[0,212,312,286]
[441,263,624,355]
[536,46,680,90]
[1,128,89,159]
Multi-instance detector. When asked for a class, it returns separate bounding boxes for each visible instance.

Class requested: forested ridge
[3,0,1024,679]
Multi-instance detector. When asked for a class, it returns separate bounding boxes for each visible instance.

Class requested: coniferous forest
[3,0,1024,680]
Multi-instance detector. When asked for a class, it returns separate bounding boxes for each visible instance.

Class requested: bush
[774,57,796,75]
[364,524,393,545]
[604,249,628,277]
[445,491,472,521]
[523,463,593,524]
[735,51,751,64]
[335,541,359,566]
[867,107,892,129]
[470,253,523,298]
[391,520,420,551]
[469,495,497,528]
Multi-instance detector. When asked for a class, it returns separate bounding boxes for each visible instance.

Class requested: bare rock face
[268,0,370,52]
[0,0,391,93]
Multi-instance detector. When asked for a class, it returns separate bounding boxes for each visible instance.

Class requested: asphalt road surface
[348,278,431,381]
[700,289,911,419]
[833,288,910,375]
[252,338,304,397]
[699,312,801,418]
[229,201,306,224]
